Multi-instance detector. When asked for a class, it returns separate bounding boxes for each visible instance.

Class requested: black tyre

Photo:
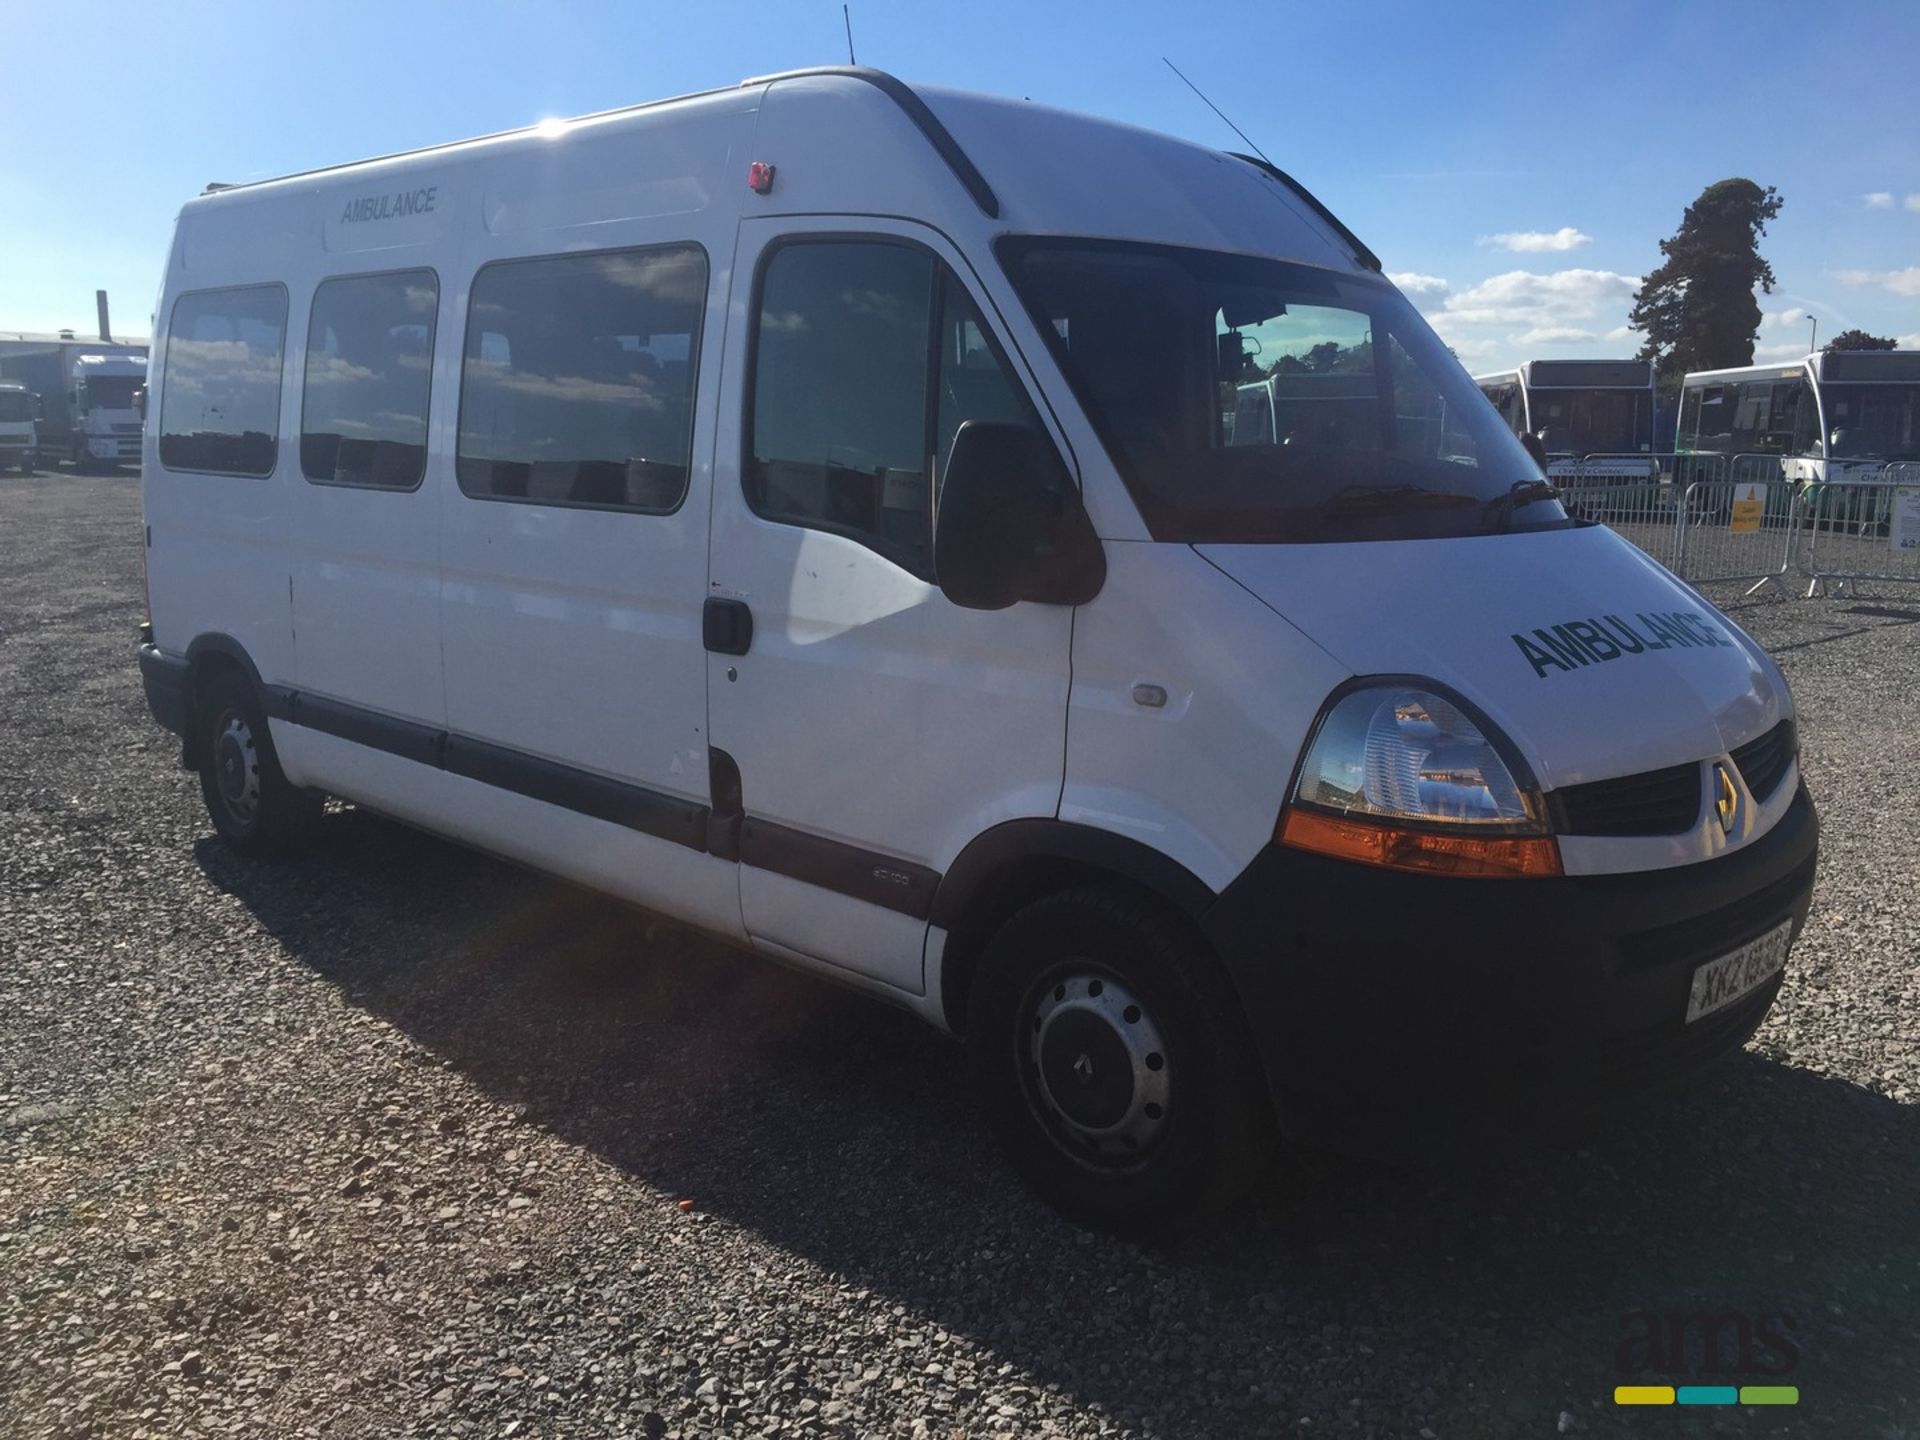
[968,884,1269,1233]
[195,671,321,856]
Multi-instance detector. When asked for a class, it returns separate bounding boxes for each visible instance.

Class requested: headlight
[1279,683,1560,878]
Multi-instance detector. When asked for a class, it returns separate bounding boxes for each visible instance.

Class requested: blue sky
[5,0,1918,370]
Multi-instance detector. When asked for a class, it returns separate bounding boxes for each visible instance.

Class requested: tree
[1629,179,1783,397]
[1824,329,1897,352]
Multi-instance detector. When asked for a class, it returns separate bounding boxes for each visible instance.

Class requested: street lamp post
[1808,317,1818,353]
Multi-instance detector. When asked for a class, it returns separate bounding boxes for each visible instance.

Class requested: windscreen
[84,375,141,410]
[999,239,1563,543]
[0,392,32,423]
[1821,383,1920,460]
[1525,388,1651,456]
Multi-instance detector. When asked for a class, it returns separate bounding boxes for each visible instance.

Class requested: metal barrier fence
[1550,453,1736,568]
[1552,453,1920,598]
[1676,454,1799,597]
[1801,468,1920,596]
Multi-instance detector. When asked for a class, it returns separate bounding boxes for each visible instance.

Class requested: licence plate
[1685,921,1792,1023]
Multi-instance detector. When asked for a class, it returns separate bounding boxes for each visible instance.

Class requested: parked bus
[1677,349,1920,485]
[135,67,1815,1230]
[1475,359,1656,477]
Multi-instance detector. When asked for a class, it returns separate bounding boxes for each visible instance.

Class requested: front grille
[1731,719,1796,802]
[1552,762,1701,836]
[112,423,142,435]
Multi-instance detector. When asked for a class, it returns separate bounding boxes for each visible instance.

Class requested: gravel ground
[2,471,1916,1439]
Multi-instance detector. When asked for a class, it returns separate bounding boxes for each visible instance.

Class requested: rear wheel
[196,671,321,855]
[968,884,1269,1233]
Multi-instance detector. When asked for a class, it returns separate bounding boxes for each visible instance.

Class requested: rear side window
[747,240,1045,577]
[456,244,706,513]
[159,285,288,476]
[302,269,439,489]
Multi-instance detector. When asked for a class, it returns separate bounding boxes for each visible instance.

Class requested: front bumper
[137,641,191,739]
[1201,785,1819,1159]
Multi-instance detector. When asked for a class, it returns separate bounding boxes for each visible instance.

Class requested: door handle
[703,596,753,656]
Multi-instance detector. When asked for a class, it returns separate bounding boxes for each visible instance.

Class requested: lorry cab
[69,353,146,467]
[136,68,1817,1230]
[0,380,37,472]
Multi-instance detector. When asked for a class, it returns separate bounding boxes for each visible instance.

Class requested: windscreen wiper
[1482,479,1560,533]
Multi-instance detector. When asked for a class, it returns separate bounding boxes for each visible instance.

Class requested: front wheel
[196,672,321,856]
[968,885,1270,1233]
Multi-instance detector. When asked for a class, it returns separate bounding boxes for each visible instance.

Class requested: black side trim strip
[261,682,937,916]
[740,816,939,920]
[707,747,744,863]
[743,66,1001,219]
[1228,152,1382,272]
[293,691,444,769]
[443,734,708,852]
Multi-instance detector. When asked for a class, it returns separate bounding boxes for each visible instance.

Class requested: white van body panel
[705,213,1076,989]
[1201,526,1788,786]
[1062,543,1349,890]
[438,95,756,841]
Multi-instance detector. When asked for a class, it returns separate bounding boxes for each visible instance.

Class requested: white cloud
[1908,194,1920,213]
[1761,306,1809,329]
[1864,192,1895,209]
[1479,227,1592,253]
[1388,271,1449,295]
[1832,266,1920,297]
[1436,268,1639,328]
[1514,326,1597,346]
[1604,324,1634,342]
[1752,340,1812,360]
[1899,333,1920,349]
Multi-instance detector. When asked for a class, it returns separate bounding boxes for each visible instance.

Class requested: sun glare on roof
[534,117,569,140]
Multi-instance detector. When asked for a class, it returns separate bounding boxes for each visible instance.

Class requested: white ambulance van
[138,68,1817,1229]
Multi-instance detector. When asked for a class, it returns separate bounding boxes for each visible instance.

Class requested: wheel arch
[180,633,270,768]
[931,819,1218,1034]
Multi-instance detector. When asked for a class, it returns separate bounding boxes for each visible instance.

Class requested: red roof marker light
[747,162,776,195]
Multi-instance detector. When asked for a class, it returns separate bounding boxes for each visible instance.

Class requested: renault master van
[137,68,1818,1229]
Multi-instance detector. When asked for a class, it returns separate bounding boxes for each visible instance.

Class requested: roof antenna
[1162,57,1274,168]
[843,5,856,65]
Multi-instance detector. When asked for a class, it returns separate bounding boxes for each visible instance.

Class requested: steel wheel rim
[213,711,261,826]
[1018,967,1172,1170]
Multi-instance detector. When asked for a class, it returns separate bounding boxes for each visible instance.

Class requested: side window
[302,269,438,489]
[456,244,706,513]
[159,284,288,476]
[747,241,1046,577]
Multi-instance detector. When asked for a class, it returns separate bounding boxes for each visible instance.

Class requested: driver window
[747,240,1045,579]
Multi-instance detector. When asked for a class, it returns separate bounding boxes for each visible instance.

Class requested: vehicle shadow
[195,807,1920,1438]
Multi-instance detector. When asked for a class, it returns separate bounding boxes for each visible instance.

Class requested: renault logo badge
[1713,762,1740,834]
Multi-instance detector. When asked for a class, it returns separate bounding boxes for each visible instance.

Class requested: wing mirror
[1519,431,1550,471]
[934,421,1105,611]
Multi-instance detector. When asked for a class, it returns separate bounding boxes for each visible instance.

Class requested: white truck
[0,342,148,469]
[0,379,38,472]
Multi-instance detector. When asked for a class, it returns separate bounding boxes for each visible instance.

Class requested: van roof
[181,67,1376,276]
